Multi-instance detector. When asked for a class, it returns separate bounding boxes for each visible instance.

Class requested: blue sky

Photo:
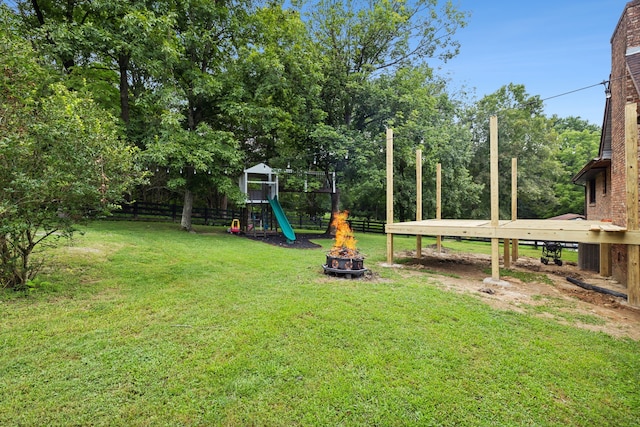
[436,1,625,125]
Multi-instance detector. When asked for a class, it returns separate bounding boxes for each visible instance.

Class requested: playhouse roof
[244,163,275,175]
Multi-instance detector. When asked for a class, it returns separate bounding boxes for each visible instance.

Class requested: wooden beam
[386,128,394,264]
[625,102,640,305]
[490,115,500,281]
[511,158,518,261]
[503,238,510,268]
[600,243,612,276]
[491,239,500,279]
[385,220,640,244]
[416,149,422,259]
[490,116,499,228]
[436,163,442,253]
[629,246,639,304]
[626,103,638,231]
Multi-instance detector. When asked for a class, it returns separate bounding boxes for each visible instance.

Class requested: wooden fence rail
[108,202,387,234]
[108,202,578,249]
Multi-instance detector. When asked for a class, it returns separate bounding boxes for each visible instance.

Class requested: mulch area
[242,232,331,249]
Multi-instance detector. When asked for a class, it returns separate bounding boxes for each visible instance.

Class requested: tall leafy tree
[342,65,480,221]
[549,116,600,216]
[143,0,251,231]
[82,0,176,126]
[294,0,468,226]
[466,84,562,219]
[228,3,324,167]
[0,6,143,288]
[14,0,175,131]
[229,13,327,216]
[304,0,467,128]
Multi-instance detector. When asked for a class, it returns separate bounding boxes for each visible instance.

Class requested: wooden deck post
[436,163,442,253]
[490,115,500,281]
[511,158,519,261]
[386,128,394,264]
[416,149,422,259]
[503,238,510,268]
[600,244,612,276]
[503,158,518,268]
[625,103,639,306]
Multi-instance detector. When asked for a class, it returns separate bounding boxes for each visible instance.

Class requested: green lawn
[1,221,638,426]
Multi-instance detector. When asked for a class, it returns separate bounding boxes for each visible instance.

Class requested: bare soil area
[390,246,640,340]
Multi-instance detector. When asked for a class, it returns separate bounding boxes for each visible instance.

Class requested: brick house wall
[585,169,611,220]
[610,0,640,283]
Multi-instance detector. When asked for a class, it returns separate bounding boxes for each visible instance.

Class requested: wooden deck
[384,109,640,304]
[385,219,640,245]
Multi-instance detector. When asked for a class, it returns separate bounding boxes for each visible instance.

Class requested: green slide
[268,195,296,243]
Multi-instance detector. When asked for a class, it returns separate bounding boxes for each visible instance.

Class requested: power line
[540,74,625,103]
[540,81,608,102]
[509,75,625,116]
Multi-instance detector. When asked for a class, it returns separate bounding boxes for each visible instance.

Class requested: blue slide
[268,195,296,243]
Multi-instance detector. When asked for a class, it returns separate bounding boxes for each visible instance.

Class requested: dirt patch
[394,246,640,341]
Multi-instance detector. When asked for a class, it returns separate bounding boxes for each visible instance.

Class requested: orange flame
[329,211,360,258]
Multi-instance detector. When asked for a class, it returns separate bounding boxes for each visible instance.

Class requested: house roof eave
[572,158,611,185]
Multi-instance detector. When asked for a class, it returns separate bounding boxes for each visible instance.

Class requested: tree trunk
[325,188,340,235]
[118,53,130,124]
[181,189,194,231]
[31,0,46,25]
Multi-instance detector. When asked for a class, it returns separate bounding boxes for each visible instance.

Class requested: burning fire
[329,211,361,258]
